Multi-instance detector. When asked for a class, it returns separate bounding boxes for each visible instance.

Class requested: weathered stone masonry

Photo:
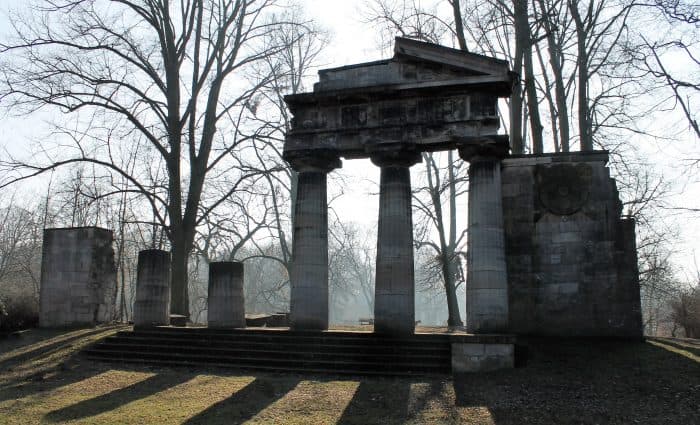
[133,249,171,328]
[39,227,116,327]
[282,37,642,344]
[208,261,245,328]
[502,152,642,337]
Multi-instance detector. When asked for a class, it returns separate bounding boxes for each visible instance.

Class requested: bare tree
[669,282,700,338]
[0,200,42,298]
[0,0,316,318]
[328,221,376,321]
[413,151,468,327]
[625,1,699,140]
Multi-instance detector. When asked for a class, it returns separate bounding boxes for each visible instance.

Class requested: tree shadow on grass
[183,376,300,425]
[0,326,121,368]
[0,358,109,403]
[453,338,700,425]
[0,328,125,404]
[44,370,196,423]
[336,379,412,425]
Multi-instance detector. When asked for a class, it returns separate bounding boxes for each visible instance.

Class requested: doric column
[208,261,245,328]
[133,249,171,328]
[287,150,341,330]
[459,138,510,333]
[371,150,421,335]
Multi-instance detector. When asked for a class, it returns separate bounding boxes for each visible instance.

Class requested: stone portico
[283,37,516,336]
[282,37,642,345]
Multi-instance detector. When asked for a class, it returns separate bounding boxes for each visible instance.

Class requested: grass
[0,327,698,424]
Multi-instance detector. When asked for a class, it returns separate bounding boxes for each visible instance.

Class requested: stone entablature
[284,37,514,160]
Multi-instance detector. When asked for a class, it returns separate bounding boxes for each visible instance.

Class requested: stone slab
[451,342,514,372]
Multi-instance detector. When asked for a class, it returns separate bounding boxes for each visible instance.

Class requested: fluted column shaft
[290,171,329,329]
[208,261,245,328]
[466,158,509,332]
[372,152,421,335]
[459,138,510,333]
[287,152,341,330]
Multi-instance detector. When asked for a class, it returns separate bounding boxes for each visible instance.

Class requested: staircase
[83,327,453,376]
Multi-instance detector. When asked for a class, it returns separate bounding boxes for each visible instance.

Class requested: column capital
[457,135,510,163]
[284,148,342,173]
[370,149,422,168]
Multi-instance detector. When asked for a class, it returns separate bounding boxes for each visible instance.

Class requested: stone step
[86,328,454,376]
[105,335,450,354]
[89,342,449,364]
[83,348,450,374]
[123,327,452,343]
[82,355,440,377]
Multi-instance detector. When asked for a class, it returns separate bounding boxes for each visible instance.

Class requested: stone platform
[84,326,515,375]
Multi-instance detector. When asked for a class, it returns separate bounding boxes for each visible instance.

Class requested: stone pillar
[208,261,245,328]
[459,138,510,333]
[39,227,116,327]
[371,151,421,335]
[287,151,341,330]
[133,249,171,328]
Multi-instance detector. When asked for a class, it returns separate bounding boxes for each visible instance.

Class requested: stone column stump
[133,249,171,328]
[208,261,245,328]
[39,227,116,327]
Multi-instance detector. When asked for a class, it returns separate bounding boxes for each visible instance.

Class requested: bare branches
[0,0,323,317]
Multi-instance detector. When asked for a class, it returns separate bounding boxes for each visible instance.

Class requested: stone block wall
[39,227,116,327]
[502,152,642,337]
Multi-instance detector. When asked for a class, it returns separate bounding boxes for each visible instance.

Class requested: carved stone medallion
[536,163,593,215]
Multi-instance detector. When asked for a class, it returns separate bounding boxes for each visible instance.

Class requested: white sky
[0,0,698,279]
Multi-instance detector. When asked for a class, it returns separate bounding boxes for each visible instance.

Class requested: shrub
[669,285,700,339]
[0,294,39,334]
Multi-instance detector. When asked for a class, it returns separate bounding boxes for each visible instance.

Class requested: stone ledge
[502,150,609,167]
[448,333,516,344]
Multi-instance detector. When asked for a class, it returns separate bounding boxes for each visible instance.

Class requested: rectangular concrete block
[452,342,514,372]
[484,343,514,356]
[39,227,116,327]
[456,343,485,356]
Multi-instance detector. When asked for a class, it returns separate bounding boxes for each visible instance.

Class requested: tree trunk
[424,152,463,327]
[446,150,462,327]
[451,0,468,51]
[539,0,572,153]
[442,254,463,328]
[170,229,190,317]
[570,1,593,151]
[533,39,560,152]
[516,0,544,153]
[510,1,525,154]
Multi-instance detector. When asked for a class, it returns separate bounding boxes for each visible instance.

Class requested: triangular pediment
[314,37,511,93]
[394,37,510,77]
